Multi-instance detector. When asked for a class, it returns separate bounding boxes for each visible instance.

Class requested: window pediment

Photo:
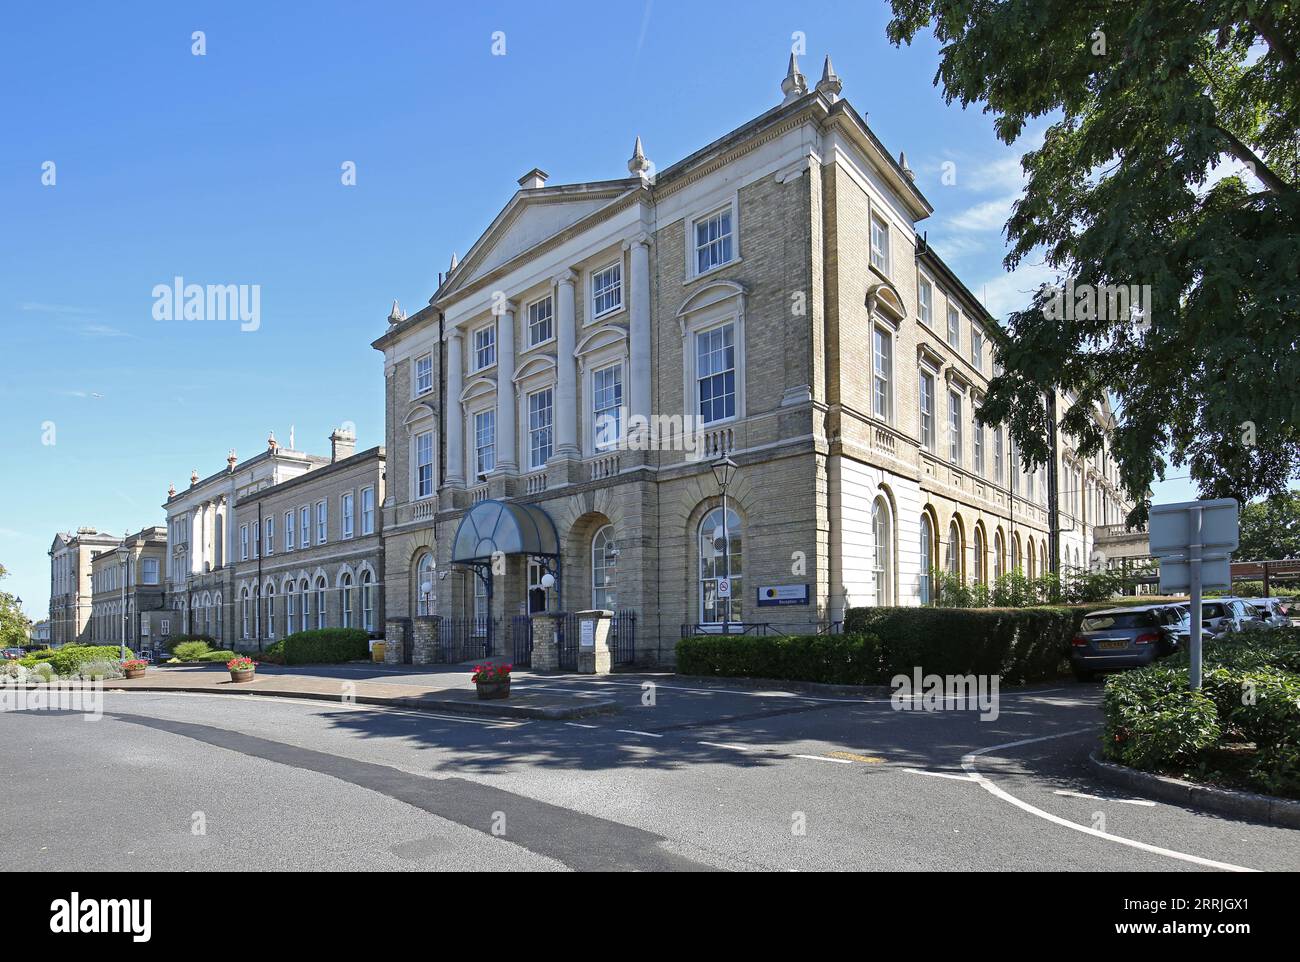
[575,324,628,358]
[403,402,436,427]
[460,375,496,404]
[513,354,556,383]
[676,280,746,336]
[866,280,906,326]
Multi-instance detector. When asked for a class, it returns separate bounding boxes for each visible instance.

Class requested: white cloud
[976,261,1058,321]
[946,194,1019,233]
[20,302,96,315]
[77,323,133,339]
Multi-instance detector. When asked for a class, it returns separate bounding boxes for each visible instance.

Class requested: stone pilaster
[411,615,442,665]
[384,618,408,665]
[577,609,613,675]
[445,331,465,487]
[495,302,518,473]
[553,270,579,459]
[531,612,559,672]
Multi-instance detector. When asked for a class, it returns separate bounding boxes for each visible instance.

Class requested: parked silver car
[1245,597,1292,629]
[1070,604,1196,681]
[1200,598,1266,637]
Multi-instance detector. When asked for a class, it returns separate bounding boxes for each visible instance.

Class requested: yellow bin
[371,642,385,663]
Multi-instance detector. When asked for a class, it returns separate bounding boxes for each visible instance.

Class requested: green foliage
[173,641,212,661]
[258,640,286,665]
[280,628,369,665]
[0,564,32,648]
[20,645,135,676]
[197,649,237,662]
[844,606,1073,685]
[1237,492,1300,561]
[166,634,217,648]
[676,634,883,686]
[887,2,1300,517]
[932,567,1134,609]
[1101,630,1300,796]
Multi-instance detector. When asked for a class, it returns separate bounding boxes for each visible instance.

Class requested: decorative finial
[168,482,176,498]
[388,299,405,325]
[268,431,279,453]
[628,136,651,179]
[781,52,807,104]
[227,449,237,472]
[190,468,199,486]
[448,251,459,273]
[899,150,915,182]
[816,55,842,102]
[289,425,295,450]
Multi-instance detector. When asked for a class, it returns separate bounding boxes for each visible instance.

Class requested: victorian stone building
[47,527,120,646]
[373,55,1132,663]
[230,433,386,650]
[88,525,168,648]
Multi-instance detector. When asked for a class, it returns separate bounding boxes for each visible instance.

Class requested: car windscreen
[1080,613,1155,631]
[1202,603,1227,618]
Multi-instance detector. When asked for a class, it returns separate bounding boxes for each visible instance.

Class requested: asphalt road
[3,672,1297,871]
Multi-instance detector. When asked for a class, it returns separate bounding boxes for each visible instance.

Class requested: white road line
[616,729,662,738]
[1054,790,1157,807]
[698,741,761,752]
[794,754,853,764]
[564,722,598,729]
[905,768,976,781]
[961,730,1258,873]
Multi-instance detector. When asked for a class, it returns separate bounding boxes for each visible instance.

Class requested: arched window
[361,570,374,632]
[299,579,311,632]
[1040,540,1048,577]
[945,520,962,578]
[871,497,892,605]
[265,584,276,639]
[699,507,742,624]
[592,525,618,610]
[285,582,296,637]
[994,530,1005,580]
[341,573,354,628]
[1027,538,1036,577]
[415,552,435,616]
[973,526,985,585]
[213,593,222,642]
[240,587,250,640]
[919,512,934,604]
[315,577,327,629]
[1012,533,1022,573]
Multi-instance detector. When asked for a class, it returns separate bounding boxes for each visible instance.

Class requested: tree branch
[1250,15,1298,69]
[1212,124,1292,194]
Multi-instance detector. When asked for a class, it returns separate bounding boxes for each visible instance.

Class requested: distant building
[30,619,50,646]
[48,527,120,646]
[88,526,169,649]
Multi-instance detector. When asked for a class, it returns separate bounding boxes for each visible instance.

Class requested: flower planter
[476,680,510,700]
[124,668,146,680]
[229,669,255,683]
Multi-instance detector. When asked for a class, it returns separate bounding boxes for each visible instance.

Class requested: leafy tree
[0,563,32,648]
[1236,491,1300,559]
[887,1,1300,524]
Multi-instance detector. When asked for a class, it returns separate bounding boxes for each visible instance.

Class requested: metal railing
[437,617,496,663]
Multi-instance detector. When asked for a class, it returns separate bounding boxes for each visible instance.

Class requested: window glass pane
[529,388,553,468]
[696,324,736,423]
[593,364,623,449]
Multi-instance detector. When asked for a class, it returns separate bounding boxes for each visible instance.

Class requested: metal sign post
[1148,498,1239,690]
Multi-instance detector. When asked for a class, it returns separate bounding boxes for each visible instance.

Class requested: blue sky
[0,0,1193,619]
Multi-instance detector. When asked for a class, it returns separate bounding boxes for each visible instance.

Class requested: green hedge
[1102,628,1300,797]
[280,628,369,665]
[677,633,883,685]
[843,606,1073,684]
[173,640,212,661]
[20,644,135,676]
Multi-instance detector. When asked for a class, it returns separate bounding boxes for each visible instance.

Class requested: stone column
[553,270,579,459]
[627,235,652,439]
[445,331,465,486]
[495,302,518,473]
[576,608,613,675]
[383,618,408,665]
[531,612,560,672]
[411,615,442,665]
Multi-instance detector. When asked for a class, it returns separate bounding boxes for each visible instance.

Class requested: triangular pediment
[440,179,639,299]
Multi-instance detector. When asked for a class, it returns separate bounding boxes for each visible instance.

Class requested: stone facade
[47,527,120,647]
[88,526,168,649]
[371,55,1135,664]
[229,437,386,651]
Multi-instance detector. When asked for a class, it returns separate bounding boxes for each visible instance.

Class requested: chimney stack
[329,427,357,463]
[517,168,549,190]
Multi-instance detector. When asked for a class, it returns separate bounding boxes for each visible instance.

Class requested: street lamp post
[115,536,130,662]
[711,456,738,632]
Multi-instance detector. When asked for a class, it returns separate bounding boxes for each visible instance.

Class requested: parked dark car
[1070,604,1202,681]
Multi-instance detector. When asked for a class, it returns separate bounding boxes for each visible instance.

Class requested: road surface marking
[905,768,976,781]
[793,754,853,764]
[116,690,522,727]
[565,722,598,729]
[698,741,762,752]
[826,751,884,763]
[617,729,662,738]
[961,730,1258,873]
[1054,789,1157,807]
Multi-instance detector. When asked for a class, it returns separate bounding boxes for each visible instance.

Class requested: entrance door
[527,560,550,614]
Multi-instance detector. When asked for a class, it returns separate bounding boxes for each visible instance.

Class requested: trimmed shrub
[173,640,212,661]
[1103,670,1222,769]
[258,640,286,665]
[21,645,135,676]
[280,628,369,665]
[197,649,238,663]
[843,606,1073,684]
[676,633,882,685]
[76,659,124,680]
